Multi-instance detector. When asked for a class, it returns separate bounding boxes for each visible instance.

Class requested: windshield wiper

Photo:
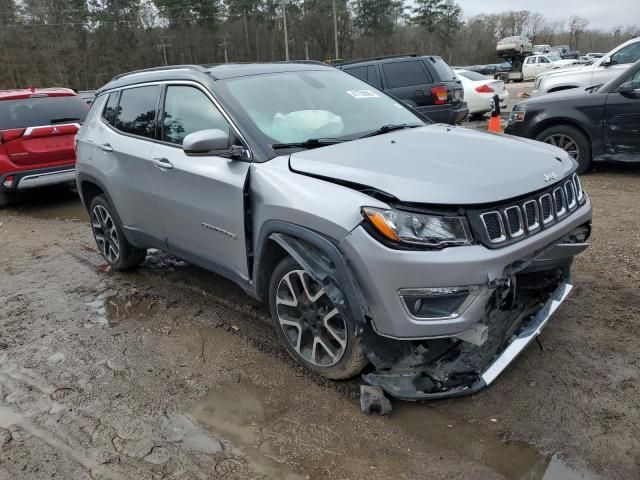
[271,138,344,150]
[585,83,603,93]
[50,117,82,124]
[358,123,419,139]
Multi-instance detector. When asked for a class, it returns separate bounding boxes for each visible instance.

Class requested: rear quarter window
[428,57,457,81]
[102,92,119,125]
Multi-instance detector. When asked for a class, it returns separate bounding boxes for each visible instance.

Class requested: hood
[289,125,575,205]
[536,64,593,80]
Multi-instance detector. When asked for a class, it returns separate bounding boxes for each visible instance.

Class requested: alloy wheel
[543,134,580,161]
[275,269,348,367]
[91,205,120,263]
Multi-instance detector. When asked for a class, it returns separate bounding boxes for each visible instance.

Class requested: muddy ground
[1,87,639,480]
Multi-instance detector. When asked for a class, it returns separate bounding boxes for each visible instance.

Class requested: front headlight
[362,207,473,248]
[509,109,526,123]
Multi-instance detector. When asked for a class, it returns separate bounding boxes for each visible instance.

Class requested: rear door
[99,85,165,243]
[149,83,251,279]
[603,69,640,160]
[0,95,88,168]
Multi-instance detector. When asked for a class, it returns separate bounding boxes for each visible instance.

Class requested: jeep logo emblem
[543,172,557,182]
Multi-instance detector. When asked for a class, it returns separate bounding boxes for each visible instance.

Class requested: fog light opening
[400,286,479,320]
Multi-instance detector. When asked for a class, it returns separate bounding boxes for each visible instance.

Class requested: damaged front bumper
[362,281,573,400]
[339,198,591,400]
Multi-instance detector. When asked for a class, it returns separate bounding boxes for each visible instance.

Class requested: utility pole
[157,38,171,66]
[219,34,229,63]
[332,0,339,60]
[282,0,289,61]
[304,41,309,61]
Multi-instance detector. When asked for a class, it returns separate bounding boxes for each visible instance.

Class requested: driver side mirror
[182,128,245,158]
[618,80,640,97]
[601,57,613,67]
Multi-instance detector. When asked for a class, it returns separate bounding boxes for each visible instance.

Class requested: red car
[0,87,89,206]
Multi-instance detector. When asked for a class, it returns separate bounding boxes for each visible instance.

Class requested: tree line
[0,0,637,90]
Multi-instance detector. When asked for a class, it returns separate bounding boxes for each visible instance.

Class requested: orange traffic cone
[487,94,502,133]
[488,114,502,133]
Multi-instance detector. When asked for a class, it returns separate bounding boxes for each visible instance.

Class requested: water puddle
[86,294,160,327]
[392,401,601,480]
[190,377,601,480]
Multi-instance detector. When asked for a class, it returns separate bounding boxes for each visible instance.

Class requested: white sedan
[454,69,509,117]
[522,54,580,79]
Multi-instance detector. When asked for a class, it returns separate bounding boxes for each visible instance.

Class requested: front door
[604,68,640,161]
[149,84,251,280]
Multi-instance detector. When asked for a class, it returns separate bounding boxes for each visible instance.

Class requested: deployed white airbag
[264,109,344,143]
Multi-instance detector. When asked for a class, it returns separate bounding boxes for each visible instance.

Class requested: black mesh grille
[505,208,521,233]
[565,182,575,206]
[554,189,564,213]
[524,202,537,227]
[482,212,502,240]
[540,196,552,219]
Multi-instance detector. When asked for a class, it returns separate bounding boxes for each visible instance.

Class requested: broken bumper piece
[362,282,573,401]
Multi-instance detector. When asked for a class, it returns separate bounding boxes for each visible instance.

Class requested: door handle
[99,143,113,153]
[152,157,173,170]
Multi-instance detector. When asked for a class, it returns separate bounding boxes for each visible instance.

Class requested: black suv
[337,54,468,124]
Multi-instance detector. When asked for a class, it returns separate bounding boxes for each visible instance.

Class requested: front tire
[268,256,368,380]
[536,125,591,173]
[89,195,147,271]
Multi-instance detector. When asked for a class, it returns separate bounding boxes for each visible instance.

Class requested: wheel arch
[531,117,594,151]
[253,220,368,325]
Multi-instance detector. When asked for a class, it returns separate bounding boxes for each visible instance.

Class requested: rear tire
[536,125,591,174]
[89,195,147,271]
[268,256,368,380]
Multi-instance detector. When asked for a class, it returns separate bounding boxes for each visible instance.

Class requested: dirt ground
[1,86,639,479]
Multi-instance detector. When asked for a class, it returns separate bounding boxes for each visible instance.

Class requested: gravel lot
[1,93,638,479]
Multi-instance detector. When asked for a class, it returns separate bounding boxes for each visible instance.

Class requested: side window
[344,66,368,82]
[539,57,550,64]
[526,57,536,64]
[367,65,381,88]
[382,61,432,88]
[161,85,230,146]
[114,85,160,139]
[102,92,119,125]
[611,42,640,65]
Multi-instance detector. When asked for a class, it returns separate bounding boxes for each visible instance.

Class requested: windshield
[0,95,88,130]
[547,54,562,61]
[222,69,423,145]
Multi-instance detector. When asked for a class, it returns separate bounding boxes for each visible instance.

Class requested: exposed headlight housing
[362,207,473,248]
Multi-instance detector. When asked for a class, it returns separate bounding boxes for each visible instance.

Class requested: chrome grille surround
[478,175,585,247]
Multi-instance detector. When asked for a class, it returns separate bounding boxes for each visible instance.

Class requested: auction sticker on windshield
[346,89,380,99]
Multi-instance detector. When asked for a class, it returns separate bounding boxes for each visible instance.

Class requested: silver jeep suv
[76,63,592,400]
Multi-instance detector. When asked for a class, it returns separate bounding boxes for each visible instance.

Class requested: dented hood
[289,125,575,205]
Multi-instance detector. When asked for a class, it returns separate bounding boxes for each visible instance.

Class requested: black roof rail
[110,64,210,82]
[335,53,421,66]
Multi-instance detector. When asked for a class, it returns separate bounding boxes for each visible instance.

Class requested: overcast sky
[455,0,640,30]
